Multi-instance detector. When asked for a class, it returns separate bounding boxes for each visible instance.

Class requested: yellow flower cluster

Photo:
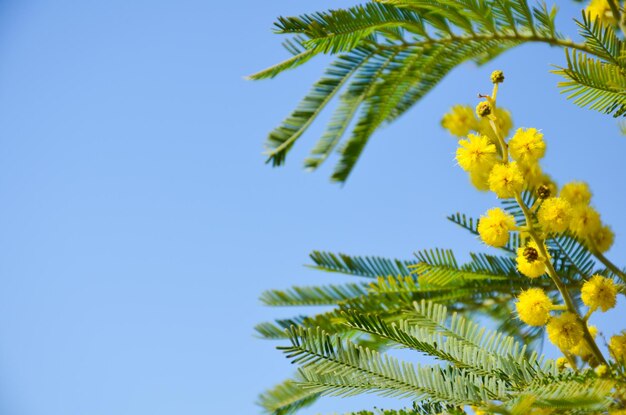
[509,128,546,163]
[556,356,568,371]
[516,241,548,278]
[515,288,552,326]
[581,275,617,312]
[477,208,516,247]
[609,332,626,363]
[488,162,524,198]
[590,224,615,253]
[570,325,598,359]
[441,105,512,139]
[456,134,497,172]
[586,0,617,26]
[547,312,583,351]
[561,182,592,206]
[449,72,621,373]
[558,181,614,252]
[441,105,478,137]
[538,197,573,233]
[570,205,601,237]
[595,364,609,377]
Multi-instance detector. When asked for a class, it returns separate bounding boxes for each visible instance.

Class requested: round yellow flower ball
[441,105,478,137]
[569,205,601,238]
[581,275,617,312]
[560,181,592,206]
[538,197,573,233]
[547,312,583,351]
[515,288,552,326]
[509,128,546,163]
[477,208,516,247]
[488,162,524,199]
[456,134,497,172]
[609,332,626,363]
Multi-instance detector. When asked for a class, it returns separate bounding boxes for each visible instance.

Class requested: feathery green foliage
[254,1,626,414]
[554,11,626,117]
[250,0,585,182]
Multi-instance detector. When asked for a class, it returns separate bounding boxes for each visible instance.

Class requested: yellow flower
[569,205,601,238]
[456,134,497,172]
[509,128,546,162]
[547,312,583,351]
[556,356,568,371]
[595,364,609,377]
[581,275,617,312]
[476,101,492,118]
[491,70,505,84]
[441,105,478,137]
[570,325,598,358]
[488,162,524,198]
[560,181,592,207]
[469,167,493,191]
[470,406,487,415]
[477,208,516,247]
[538,197,573,233]
[516,241,549,278]
[586,0,617,26]
[515,288,552,326]
[589,224,615,253]
[609,331,626,363]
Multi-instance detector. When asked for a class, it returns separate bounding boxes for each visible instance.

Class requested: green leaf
[554,49,626,117]
[258,376,320,415]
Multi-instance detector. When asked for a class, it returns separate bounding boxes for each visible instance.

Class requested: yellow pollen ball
[515,288,552,326]
[569,205,601,238]
[560,181,592,206]
[586,0,617,25]
[595,364,609,377]
[609,332,626,363]
[581,275,617,312]
[441,105,478,137]
[547,312,583,351]
[455,134,497,172]
[488,162,524,199]
[556,357,568,371]
[589,224,615,253]
[477,208,516,247]
[516,241,549,278]
[476,101,492,118]
[570,325,598,358]
[509,128,546,162]
[469,167,492,191]
[538,197,573,233]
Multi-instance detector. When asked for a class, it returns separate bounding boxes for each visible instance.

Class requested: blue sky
[0,1,624,414]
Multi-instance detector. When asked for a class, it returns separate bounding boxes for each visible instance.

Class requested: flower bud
[490,70,505,84]
[523,246,539,263]
[475,101,492,118]
[537,184,551,199]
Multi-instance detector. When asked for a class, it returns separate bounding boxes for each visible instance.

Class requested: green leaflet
[250,0,571,182]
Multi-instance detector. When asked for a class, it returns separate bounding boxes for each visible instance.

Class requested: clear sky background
[0,1,624,414]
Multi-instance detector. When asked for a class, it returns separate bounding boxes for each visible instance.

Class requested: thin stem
[398,33,598,57]
[514,193,608,367]
[374,32,601,60]
[486,85,608,367]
